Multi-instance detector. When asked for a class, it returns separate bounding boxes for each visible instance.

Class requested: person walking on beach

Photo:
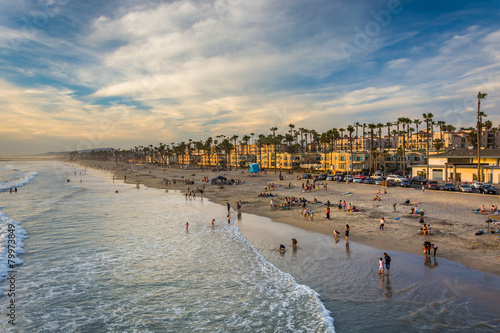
[379,258,384,274]
[422,185,425,193]
[227,214,231,224]
[345,224,350,241]
[185,222,189,230]
[380,217,385,231]
[227,202,230,213]
[393,203,397,212]
[432,244,438,257]
[384,253,391,275]
[338,200,342,211]
[326,206,330,220]
[310,209,314,221]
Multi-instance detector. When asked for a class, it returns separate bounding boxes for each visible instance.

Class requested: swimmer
[291,238,297,248]
[212,219,215,226]
[279,244,286,253]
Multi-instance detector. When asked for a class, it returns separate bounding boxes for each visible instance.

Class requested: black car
[411,176,428,185]
[479,184,497,194]
[318,174,327,180]
[400,179,410,187]
[364,177,374,184]
[302,173,312,179]
[443,183,456,191]
[426,180,440,190]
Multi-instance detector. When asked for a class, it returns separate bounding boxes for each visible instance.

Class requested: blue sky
[0,0,499,154]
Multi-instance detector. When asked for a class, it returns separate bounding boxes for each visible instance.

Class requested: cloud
[1,0,500,154]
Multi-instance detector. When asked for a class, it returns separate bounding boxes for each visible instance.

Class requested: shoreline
[74,160,500,276]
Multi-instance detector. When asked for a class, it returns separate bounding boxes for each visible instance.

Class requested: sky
[0,0,499,155]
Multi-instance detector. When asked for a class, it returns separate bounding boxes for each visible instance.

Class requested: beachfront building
[411,149,500,183]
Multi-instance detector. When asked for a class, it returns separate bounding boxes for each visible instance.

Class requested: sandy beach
[76,160,500,276]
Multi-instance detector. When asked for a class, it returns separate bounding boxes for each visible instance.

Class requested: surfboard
[342,192,352,196]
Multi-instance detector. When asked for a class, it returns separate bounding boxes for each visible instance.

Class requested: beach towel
[393,217,400,220]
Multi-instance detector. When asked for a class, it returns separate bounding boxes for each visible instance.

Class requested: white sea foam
[0,171,38,191]
[0,209,27,281]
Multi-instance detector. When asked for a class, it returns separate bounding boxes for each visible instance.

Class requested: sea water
[1,161,500,333]
[0,161,333,332]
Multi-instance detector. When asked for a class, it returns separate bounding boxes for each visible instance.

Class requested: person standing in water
[378,258,384,274]
[227,202,230,213]
[384,253,391,275]
[211,219,215,226]
[380,217,385,231]
[236,200,242,215]
[227,214,230,224]
[345,224,350,241]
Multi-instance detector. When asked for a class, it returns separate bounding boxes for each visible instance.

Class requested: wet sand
[76,161,500,277]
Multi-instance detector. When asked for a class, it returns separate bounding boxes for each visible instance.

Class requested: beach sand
[76,161,500,276]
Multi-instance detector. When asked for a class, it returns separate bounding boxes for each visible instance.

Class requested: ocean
[0,161,499,332]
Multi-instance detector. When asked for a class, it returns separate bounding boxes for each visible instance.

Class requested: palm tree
[362,123,366,150]
[399,130,407,176]
[368,124,377,174]
[242,135,251,166]
[437,120,446,142]
[386,122,393,148]
[339,128,345,150]
[414,119,422,150]
[377,123,384,150]
[347,125,355,177]
[231,135,239,169]
[354,122,361,150]
[433,139,444,152]
[270,127,278,173]
[477,92,488,181]
[257,134,265,167]
[423,113,434,179]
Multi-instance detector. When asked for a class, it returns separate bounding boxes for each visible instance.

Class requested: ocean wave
[0,171,38,192]
[232,226,336,332]
[0,209,27,282]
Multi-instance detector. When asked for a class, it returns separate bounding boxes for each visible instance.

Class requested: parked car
[410,176,428,185]
[345,175,353,182]
[326,175,334,181]
[479,184,497,194]
[459,184,473,192]
[364,177,374,184]
[443,183,456,191]
[471,182,484,189]
[354,174,366,180]
[353,176,363,183]
[318,174,327,180]
[333,174,344,181]
[302,173,312,179]
[426,180,440,190]
[374,177,384,185]
[400,179,410,187]
[386,179,396,186]
[387,175,406,183]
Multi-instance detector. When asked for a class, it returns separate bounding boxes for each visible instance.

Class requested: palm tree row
[72,94,492,178]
